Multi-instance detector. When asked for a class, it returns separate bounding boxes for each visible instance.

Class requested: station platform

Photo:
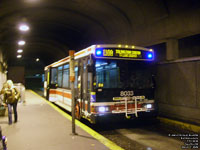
[0,90,122,150]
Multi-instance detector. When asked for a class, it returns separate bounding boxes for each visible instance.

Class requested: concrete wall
[131,8,200,47]
[0,71,7,90]
[156,59,200,124]
[8,66,25,85]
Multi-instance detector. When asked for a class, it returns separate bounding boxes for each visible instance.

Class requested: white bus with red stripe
[44,44,157,123]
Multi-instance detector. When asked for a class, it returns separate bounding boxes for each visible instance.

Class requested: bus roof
[44,44,153,70]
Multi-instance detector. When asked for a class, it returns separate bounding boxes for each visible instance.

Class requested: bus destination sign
[95,48,153,60]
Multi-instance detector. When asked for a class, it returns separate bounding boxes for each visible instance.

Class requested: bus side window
[83,63,87,93]
[57,66,63,87]
[63,64,70,88]
[88,73,91,92]
[51,68,58,84]
[74,66,78,88]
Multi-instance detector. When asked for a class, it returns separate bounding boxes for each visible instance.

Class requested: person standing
[3,80,20,125]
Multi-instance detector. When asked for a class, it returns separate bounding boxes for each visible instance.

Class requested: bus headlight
[146,104,152,109]
[99,107,105,112]
[98,106,109,112]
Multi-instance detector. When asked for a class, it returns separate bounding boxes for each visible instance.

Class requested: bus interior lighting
[95,64,101,67]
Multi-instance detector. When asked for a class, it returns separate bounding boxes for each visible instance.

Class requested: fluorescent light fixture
[18,40,26,46]
[95,64,100,67]
[101,62,108,65]
[17,49,23,53]
[19,24,29,31]
[17,55,22,58]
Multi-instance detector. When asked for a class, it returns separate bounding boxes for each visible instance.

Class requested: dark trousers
[7,102,18,124]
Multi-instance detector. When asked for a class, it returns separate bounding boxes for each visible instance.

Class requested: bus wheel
[75,103,81,120]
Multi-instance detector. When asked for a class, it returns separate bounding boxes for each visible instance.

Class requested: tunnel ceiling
[0,0,200,65]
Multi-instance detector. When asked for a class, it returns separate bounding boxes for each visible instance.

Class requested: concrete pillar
[166,39,179,60]
[0,49,7,90]
[0,49,2,62]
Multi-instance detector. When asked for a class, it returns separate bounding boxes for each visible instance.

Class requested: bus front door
[80,58,91,117]
[44,68,50,100]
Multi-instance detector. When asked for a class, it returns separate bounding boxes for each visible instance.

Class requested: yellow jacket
[4,88,16,104]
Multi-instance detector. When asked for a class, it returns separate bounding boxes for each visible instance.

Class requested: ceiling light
[17,49,23,53]
[36,58,40,62]
[19,24,29,32]
[17,55,22,58]
[18,40,26,46]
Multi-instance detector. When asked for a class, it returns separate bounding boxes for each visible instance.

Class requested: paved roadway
[91,119,195,150]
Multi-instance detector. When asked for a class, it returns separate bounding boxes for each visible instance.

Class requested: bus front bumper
[90,110,157,124]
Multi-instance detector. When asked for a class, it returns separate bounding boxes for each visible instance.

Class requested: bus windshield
[95,59,154,89]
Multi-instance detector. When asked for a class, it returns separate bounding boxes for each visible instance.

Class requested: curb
[157,117,200,133]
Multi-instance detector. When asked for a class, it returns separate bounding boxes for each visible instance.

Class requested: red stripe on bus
[63,92,71,99]
[85,103,88,111]
[50,89,71,99]
[50,89,56,94]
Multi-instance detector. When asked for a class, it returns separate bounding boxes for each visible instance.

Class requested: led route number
[95,47,153,60]
[103,49,141,58]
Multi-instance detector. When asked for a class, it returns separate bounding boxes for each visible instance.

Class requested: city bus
[44,44,156,123]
